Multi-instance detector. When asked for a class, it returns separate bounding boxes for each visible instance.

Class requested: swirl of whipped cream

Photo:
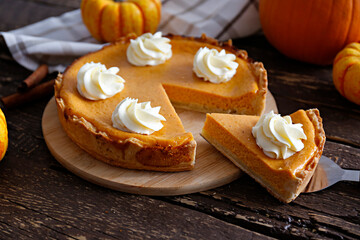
[77,62,125,100]
[126,32,172,66]
[252,111,307,159]
[112,98,166,135]
[193,47,239,84]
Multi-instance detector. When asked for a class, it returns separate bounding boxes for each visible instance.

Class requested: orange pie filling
[55,34,268,171]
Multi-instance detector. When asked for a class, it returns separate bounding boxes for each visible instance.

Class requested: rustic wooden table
[0,1,359,239]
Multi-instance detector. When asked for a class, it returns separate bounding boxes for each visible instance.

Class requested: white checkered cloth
[1,0,260,73]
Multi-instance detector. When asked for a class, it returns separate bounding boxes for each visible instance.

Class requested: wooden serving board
[42,93,277,196]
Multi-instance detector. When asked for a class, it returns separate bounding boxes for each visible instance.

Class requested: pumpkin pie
[54,34,268,172]
[201,109,325,202]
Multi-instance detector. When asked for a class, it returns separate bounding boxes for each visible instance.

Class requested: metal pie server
[303,155,360,193]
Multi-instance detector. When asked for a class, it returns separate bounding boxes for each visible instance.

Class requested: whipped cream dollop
[193,47,239,84]
[77,62,125,100]
[126,32,172,66]
[252,111,307,159]
[112,98,166,135]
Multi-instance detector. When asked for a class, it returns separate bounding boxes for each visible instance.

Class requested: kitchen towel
[1,0,260,73]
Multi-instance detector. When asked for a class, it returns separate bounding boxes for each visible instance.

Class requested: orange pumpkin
[333,42,360,105]
[81,0,161,43]
[259,0,360,65]
[0,108,8,161]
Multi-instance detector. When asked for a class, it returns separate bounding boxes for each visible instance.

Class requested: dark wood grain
[0,0,78,32]
[0,0,359,239]
[0,179,272,239]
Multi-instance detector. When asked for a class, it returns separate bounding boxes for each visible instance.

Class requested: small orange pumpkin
[333,42,360,105]
[259,0,360,65]
[81,0,161,43]
[0,108,8,161]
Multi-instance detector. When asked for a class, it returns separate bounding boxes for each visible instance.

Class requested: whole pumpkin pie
[201,109,326,202]
[54,34,268,172]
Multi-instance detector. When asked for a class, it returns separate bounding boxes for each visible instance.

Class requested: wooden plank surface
[0,0,359,239]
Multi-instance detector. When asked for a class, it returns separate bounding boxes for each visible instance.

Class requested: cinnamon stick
[2,79,55,109]
[17,64,48,92]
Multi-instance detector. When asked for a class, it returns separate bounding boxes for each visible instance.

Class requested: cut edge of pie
[164,34,268,116]
[201,109,326,203]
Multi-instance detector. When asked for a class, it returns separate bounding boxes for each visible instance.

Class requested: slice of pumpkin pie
[201,109,326,202]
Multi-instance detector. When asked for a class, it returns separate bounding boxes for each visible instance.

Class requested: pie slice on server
[201,109,326,202]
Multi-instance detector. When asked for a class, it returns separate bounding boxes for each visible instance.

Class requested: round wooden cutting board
[42,93,277,196]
